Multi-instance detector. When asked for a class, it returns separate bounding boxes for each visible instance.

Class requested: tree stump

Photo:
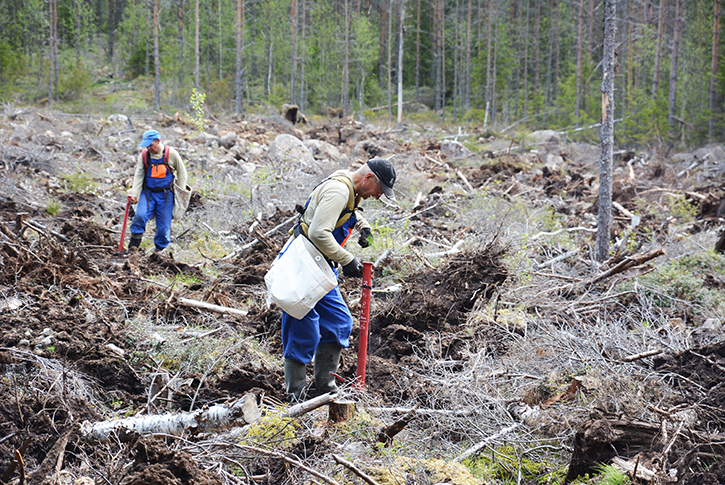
[565,418,662,483]
[328,400,355,423]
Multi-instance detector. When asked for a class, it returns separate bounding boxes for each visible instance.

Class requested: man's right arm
[129,154,145,202]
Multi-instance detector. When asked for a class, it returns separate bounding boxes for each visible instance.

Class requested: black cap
[367,158,396,200]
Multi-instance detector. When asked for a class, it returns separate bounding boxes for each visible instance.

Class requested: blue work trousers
[281,279,354,364]
[130,189,174,250]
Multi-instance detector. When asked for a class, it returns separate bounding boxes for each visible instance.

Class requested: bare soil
[1,111,725,484]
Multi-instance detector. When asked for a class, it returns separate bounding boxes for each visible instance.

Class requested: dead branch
[409,245,436,269]
[584,248,665,286]
[457,171,475,192]
[620,349,663,363]
[453,423,522,462]
[177,297,248,317]
[425,240,465,258]
[237,444,341,485]
[333,454,381,485]
[535,248,580,270]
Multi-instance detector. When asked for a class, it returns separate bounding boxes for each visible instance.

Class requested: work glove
[342,257,364,278]
[358,227,373,248]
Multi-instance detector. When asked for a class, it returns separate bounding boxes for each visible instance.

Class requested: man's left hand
[358,228,373,248]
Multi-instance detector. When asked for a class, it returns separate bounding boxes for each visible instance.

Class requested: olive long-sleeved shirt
[302,171,370,266]
[130,144,188,199]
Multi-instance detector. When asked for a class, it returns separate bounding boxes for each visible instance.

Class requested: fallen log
[80,393,260,443]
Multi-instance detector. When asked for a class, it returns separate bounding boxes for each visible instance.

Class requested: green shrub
[57,63,91,101]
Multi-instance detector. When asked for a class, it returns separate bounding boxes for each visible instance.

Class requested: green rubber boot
[284,359,307,402]
[314,342,342,395]
[128,234,142,250]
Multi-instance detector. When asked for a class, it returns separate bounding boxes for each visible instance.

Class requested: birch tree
[596,0,616,263]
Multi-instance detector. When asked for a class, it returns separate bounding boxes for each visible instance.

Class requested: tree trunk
[154,0,160,109]
[397,0,405,124]
[48,0,56,108]
[533,0,540,107]
[484,0,494,127]
[652,0,665,99]
[453,0,460,123]
[343,0,350,116]
[299,0,306,111]
[522,0,530,119]
[596,0,616,263]
[379,2,387,89]
[82,394,261,443]
[178,0,185,90]
[387,0,393,122]
[195,0,200,90]
[440,0,446,121]
[291,0,298,105]
[218,0,223,80]
[667,0,681,138]
[434,0,442,114]
[710,0,721,142]
[575,0,585,125]
[107,0,115,60]
[415,0,421,100]
[464,0,472,112]
[235,0,244,114]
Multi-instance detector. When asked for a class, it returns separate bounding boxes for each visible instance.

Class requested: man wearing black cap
[280,158,396,401]
[127,129,188,252]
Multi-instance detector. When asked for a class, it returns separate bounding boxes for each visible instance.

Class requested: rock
[352,140,385,160]
[526,129,560,146]
[106,113,130,132]
[219,132,237,149]
[268,134,317,171]
[304,139,341,161]
[10,125,31,142]
[440,140,473,159]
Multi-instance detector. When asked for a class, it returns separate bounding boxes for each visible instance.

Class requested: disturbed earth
[1,108,725,484]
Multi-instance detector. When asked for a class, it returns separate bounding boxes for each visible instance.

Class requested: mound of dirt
[368,240,509,363]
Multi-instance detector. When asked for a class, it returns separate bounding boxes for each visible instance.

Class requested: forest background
[0,0,723,150]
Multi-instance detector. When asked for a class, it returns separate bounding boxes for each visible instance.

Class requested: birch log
[81,393,260,442]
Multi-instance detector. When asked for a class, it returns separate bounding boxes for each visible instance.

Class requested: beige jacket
[302,171,370,266]
[130,144,188,199]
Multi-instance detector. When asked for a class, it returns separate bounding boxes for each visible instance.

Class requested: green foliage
[591,464,631,485]
[61,171,98,193]
[241,414,300,447]
[46,199,61,216]
[57,62,91,101]
[0,42,24,98]
[634,251,725,315]
[190,88,207,132]
[462,445,554,484]
[667,195,698,222]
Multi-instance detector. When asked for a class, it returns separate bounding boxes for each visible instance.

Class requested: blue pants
[281,281,353,364]
[130,189,174,250]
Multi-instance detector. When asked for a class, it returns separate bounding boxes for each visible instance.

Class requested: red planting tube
[118,196,132,252]
[355,261,374,390]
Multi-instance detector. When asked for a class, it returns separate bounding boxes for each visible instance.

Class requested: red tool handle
[118,196,132,252]
[355,261,374,390]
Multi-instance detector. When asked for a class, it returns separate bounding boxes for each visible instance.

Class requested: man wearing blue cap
[127,129,188,251]
[280,158,396,401]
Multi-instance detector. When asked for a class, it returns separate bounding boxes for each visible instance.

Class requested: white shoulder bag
[265,236,337,319]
